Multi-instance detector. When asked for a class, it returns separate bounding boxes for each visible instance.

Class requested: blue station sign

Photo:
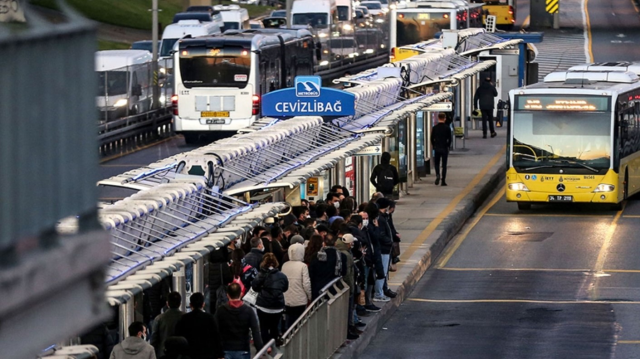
[261,76,356,117]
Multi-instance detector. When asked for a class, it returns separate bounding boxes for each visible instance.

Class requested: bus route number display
[516,95,609,111]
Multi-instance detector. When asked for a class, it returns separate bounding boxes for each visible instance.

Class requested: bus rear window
[179,47,251,88]
[396,12,450,47]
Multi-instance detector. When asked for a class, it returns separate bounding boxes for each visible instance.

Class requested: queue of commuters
[101,182,403,358]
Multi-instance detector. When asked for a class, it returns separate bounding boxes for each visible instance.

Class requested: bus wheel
[517,202,531,210]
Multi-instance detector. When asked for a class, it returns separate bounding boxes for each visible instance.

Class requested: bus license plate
[548,195,573,202]
[205,119,226,125]
[201,111,229,117]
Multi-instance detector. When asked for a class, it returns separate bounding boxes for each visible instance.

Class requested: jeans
[225,351,251,359]
[481,108,495,135]
[375,254,390,297]
[433,149,449,180]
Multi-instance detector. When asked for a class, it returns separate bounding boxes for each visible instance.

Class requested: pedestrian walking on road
[151,292,183,358]
[370,152,399,198]
[474,76,498,138]
[110,322,156,359]
[215,283,264,359]
[174,292,223,359]
[431,112,452,186]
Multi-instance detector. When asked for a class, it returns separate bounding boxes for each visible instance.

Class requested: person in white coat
[281,243,312,328]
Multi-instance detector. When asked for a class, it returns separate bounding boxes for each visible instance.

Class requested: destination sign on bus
[516,95,609,111]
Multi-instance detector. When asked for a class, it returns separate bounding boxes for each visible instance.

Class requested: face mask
[334,202,340,209]
[306,215,311,218]
[141,335,146,341]
[362,219,369,227]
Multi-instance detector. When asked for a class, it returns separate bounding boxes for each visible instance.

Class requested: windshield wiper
[513,152,538,160]
[553,159,599,173]
[523,160,599,173]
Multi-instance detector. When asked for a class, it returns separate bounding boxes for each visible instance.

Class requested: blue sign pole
[262,76,356,117]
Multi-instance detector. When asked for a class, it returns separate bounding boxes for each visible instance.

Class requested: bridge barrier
[254,278,350,359]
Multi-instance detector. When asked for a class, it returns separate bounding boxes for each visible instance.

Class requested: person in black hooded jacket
[370,152,399,197]
[252,253,289,346]
[309,234,348,299]
[474,76,499,139]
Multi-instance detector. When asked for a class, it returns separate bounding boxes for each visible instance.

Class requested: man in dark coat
[244,237,264,270]
[174,292,223,359]
[474,76,499,138]
[431,112,452,186]
[370,152,399,197]
[308,234,348,299]
[215,283,264,357]
[151,292,184,358]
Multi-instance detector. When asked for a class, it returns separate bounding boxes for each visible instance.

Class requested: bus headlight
[593,184,615,193]
[508,183,530,192]
[114,99,128,107]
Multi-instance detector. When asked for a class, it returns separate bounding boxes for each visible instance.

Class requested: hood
[381,152,391,164]
[288,243,305,262]
[335,239,349,251]
[121,337,147,355]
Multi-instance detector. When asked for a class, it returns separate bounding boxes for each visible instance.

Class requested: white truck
[214,5,251,30]
[95,50,154,121]
[290,0,338,37]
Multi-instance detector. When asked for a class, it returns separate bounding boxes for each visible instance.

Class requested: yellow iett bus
[471,0,516,29]
[507,62,640,210]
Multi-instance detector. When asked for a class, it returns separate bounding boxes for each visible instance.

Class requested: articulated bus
[390,0,483,62]
[506,62,640,210]
[172,29,315,142]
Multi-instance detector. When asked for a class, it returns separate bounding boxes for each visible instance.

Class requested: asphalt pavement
[334,125,507,358]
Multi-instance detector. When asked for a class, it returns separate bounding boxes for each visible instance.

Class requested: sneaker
[491,132,497,138]
[384,289,397,298]
[364,304,381,312]
[355,321,367,328]
[373,295,391,302]
[347,332,360,340]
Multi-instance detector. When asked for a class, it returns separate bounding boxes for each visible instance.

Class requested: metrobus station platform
[334,129,506,359]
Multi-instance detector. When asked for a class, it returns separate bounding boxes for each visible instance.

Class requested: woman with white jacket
[281,243,312,328]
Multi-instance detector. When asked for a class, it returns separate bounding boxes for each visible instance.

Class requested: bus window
[396,12,450,47]
[179,46,251,88]
[292,13,329,28]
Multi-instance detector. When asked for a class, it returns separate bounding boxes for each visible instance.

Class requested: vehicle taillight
[390,47,396,61]
[171,94,178,115]
[252,95,260,116]
[509,6,514,14]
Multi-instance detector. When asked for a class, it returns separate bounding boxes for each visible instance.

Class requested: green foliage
[98,40,132,50]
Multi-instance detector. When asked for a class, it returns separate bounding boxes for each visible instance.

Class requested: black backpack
[376,165,395,193]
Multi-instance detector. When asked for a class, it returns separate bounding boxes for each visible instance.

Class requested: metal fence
[254,278,350,359]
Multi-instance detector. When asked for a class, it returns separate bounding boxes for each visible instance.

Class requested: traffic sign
[546,0,559,14]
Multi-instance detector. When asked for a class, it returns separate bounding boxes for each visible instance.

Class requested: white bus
[172,29,316,142]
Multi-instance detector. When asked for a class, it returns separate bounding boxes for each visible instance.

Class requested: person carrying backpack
[370,152,399,197]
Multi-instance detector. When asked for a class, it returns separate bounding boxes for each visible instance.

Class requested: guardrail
[98,107,173,150]
[254,278,350,359]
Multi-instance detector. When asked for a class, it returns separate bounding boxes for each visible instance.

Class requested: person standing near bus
[474,76,498,139]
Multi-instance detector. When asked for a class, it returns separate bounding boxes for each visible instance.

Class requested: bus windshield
[179,46,251,88]
[97,71,128,96]
[512,111,612,172]
[160,38,179,57]
[224,21,240,30]
[396,12,450,47]
[292,13,329,28]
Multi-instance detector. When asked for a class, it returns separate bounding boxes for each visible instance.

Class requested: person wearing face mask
[326,204,343,225]
[110,322,156,359]
[375,198,397,300]
[348,213,379,313]
[325,193,341,209]
[244,237,265,270]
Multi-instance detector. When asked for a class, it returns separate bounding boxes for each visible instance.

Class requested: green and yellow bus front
[506,91,621,208]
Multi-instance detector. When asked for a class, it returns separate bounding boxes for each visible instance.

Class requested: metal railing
[254,278,350,359]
